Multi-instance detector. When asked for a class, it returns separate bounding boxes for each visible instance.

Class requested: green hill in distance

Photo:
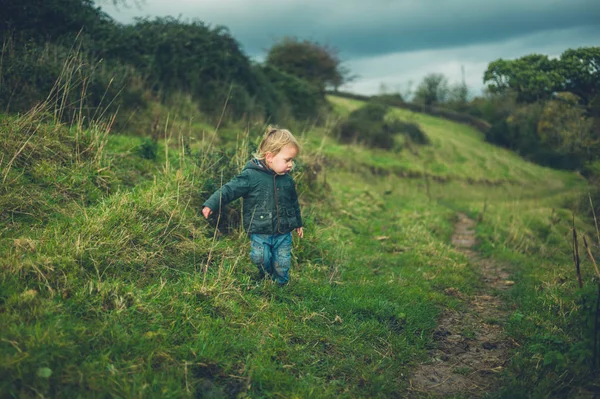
[1,94,597,398]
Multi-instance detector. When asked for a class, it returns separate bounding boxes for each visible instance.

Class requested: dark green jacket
[203,159,302,234]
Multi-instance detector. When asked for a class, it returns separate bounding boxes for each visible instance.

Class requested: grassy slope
[1,96,597,398]
[326,96,598,397]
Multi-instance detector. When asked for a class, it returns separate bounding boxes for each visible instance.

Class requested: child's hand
[202,206,212,219]
[296,227,304,238]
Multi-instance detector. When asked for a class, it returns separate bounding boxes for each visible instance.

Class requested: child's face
[266,144,298,175]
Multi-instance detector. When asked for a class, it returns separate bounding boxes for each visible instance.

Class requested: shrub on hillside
[484,97,593,170]
[336,102,429,149]
[394,120,430,145]
[0,38,147,123]
[261,65,323,121]
[99,18,287,122]
[0,0,111,45]
[537,93,596,163]
[248,64,290,122]
[337,102,394,149]
[1,13,302,124]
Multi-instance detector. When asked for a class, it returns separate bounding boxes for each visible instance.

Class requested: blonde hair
[253,126,299,160]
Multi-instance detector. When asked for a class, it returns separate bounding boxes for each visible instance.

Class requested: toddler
[202,127,304,285]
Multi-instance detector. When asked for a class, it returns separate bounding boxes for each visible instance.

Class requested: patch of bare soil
[408,213,514,398]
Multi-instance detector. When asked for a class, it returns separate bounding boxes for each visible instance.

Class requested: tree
[446,83,469,111]
[537,92,597,159]
[260,65,321,120]
[98,17,266,117]
[483,54,562,103]
[558,47,600,113]
[482,49,600,107]
[265,37,351,94]
[0,0,113,43]
[413,73,449,106]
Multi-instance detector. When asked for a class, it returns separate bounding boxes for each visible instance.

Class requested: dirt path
[408,213,514,398]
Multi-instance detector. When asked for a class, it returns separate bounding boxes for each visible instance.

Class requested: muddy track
[408,213,514,398]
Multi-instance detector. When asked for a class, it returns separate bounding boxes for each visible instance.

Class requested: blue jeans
[249,233,292,284]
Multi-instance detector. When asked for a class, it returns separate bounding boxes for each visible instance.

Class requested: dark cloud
[100,0,600,95]
[344,25,600,95]
[327,7,598,57]
[103,0,599,58]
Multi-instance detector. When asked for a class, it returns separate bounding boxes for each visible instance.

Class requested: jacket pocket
[284,208,298,228]
[249,211,272,232]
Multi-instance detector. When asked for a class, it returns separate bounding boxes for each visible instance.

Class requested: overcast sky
[100,0,600,97]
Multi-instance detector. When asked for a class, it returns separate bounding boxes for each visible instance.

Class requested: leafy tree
[446,81,469,111]
[558,47,600,113]
[537,92,596,160]
[482,49,600,107]
[480,48,600,170]
[468,89,518,123]
[98,17,267,119]
[412,73,449,106]
[102,18,250,92]
[486,102,542,153]
[260,65,322,121]
[484,54,562,103]
[0,0,113,43]
[480,90,592,169]
[265,37,350,94]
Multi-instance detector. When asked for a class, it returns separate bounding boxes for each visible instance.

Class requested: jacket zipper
[273,174,282,233]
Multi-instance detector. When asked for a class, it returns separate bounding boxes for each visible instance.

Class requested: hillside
[1,95,598,398]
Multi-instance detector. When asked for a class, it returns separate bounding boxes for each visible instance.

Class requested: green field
[1,95,598,398]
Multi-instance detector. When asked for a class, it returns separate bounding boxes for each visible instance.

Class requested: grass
[326,95,577,186]
[1,93,598,398]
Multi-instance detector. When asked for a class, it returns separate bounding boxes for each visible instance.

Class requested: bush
[483,98,593,170]
[336,102,428,149]
[260,65,323,121]
[0,0,111,45]
[1,13,298,124]
[137,138,158,160]
[99,18,284,122]
[392,120,430,145]
[337,102,393,149]
[0,38,148,123]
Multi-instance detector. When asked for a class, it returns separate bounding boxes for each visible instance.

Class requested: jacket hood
[244,158,273,174]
